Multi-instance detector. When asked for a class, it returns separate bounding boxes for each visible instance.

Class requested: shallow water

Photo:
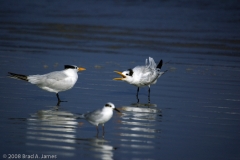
[0,1,240,160]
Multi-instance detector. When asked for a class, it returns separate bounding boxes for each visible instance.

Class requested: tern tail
[8,72,28,81]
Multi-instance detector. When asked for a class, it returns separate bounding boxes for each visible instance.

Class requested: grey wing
[28,71,67,84]
[85,109,104,122]
[45,71,68,81]
[137,66,159,85]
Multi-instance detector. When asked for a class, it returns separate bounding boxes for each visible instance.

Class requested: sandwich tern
[78,102,120,134]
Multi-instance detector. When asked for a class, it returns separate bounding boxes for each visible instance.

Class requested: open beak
[114,108,121,113]
[113,71,126,80]
[78,67,86,72]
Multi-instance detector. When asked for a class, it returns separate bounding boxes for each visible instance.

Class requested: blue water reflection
[24,103,162,159]
[115,104,162,154]
[76,137,116,160]
[25,105,120,160]
[26,106,78,158]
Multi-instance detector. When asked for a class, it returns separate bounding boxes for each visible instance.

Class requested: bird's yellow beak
[113,71,126,80]
[78,67,86,72]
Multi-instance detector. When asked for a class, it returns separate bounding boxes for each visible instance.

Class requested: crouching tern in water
[78,102,120,134]
[8,65,86,102]
[113,57,167,103]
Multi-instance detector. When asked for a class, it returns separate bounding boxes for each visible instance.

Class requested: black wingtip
[157,60,163,69]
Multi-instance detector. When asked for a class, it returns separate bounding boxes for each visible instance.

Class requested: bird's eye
[76,67,78,69]
[126,74,129,76]
[105,104,110,107]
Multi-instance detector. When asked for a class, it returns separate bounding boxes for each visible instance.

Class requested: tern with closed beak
[8,65,86,102]
[78,102,120,134]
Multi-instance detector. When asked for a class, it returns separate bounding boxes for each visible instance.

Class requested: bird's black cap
[64,65,77,69]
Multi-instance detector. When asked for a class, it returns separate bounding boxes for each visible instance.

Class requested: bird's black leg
[56,93,61,102]
[136,87,140,103]
[56,93,67,103]
[148,86,151,104]
[56,101,61,107]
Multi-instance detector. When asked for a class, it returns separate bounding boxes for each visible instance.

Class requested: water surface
[0,1,240,160]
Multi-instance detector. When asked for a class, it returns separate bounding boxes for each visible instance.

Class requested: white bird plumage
[113,57,167,103]
[8,65,86,102]
[78,102,120,134]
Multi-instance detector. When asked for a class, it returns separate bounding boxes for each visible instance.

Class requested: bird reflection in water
[26,104,79,158]
[76,137,117,160]
[121,103,161,122]
[117,103,162,151]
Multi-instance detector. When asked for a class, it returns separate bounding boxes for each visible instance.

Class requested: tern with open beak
[113,57,167,103]
[8,65,86,103]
